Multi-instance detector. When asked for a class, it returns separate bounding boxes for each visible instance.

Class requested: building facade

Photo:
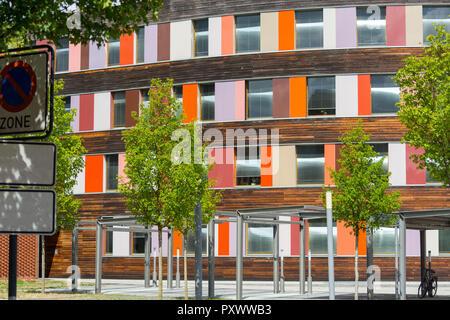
[2,0,449,281]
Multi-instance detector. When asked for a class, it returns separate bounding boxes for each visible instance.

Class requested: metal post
[326,191,335,300]
[153,249,158,286]
[95,222,102,294]
[394,222,399,299]
[8,234,17,300]
[308,248,312,295]
[399,215,407,300]
[167,228,173,289]
[366,228,374,300]
[420,230,426,281]
[208,219,215,298]
[236,213,243,300]
[176,248,181,288]
[194,202,202,300]
[72,224,79,292]
[144,231,150,288]
[299,219,305,294]
[280,249,285,293]
[273,218,279,294]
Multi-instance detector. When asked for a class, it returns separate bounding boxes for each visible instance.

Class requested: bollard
[308,248,312,295]
[280,250,285,293]
[176,248,181,288]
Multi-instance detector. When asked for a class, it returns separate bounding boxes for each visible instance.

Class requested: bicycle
[418,251,438,298]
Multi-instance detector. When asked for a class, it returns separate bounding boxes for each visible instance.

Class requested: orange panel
[173,230,183,256]
[218,218,229,256]
[221,15,234,55]
[120,32,134,65]
[289,77,307,117]
[358,74,371,116]
[324,144,336,186]
[261,146,272,187]
[182,84,198,123]
[85,155,103,193]
[278,11,295,51]
[337,221,367,256]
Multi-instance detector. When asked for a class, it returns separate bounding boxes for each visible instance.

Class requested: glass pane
[423,6,450,43]
[186,227,207,254]
[236,147,260,185]
[307,77,335,115]
[194,19,209,57]
[136,27,145,63]
[64,96,71,113]
[141,88,149,103]
[236,14,260,53]
[106,154,118,190]
[357,6,386,46]
[371,143,388,174]
[247,223,273,254]
[108,37,120,66]
[133,233,146,254]
[308,219,337,254]
[373,227,395,254]
[439,230,450,253]
[105,231,113,254]
[296,145,324,184]
[200,84,215,121]
[371,75,399,114]
[296,10,323,48]
[173,86,183,117]
[56,38,69,72]
[247,80,272,118]
[113,91,126,127]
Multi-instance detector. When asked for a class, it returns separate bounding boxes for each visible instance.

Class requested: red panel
[218,218,229,256]
[358,75,371,116]
[120,32,134,65]
[405,144,426,184]
[84,155,103,193]
[208,148,235,188]
[386,6,406,46]
[261,146,272,187]
[79,94,94,131]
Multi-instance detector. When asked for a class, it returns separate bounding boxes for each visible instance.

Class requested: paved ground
[47,278,450,300]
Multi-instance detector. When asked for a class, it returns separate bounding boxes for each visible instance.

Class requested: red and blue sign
[0,61,37,113]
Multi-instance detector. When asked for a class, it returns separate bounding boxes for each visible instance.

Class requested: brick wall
[0,235,39,280]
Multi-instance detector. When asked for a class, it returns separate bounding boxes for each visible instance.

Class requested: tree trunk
[354,234,359,300]
[41,235,45,294]
[184,232,188,300]
[158,229,163,300]
[367,228,374,300]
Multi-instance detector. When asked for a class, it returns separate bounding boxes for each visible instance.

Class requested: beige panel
[426,230,439,256]
[261,12,278,52]
[405,5,423,46]
[273,145,297,187]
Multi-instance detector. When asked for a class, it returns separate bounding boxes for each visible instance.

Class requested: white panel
[260,12,278,52]
[93,92,111,131]
[170,20,193,60]
[323,8,336,49]
[388,143,406,185]
[73,156,85,194]
[113,230,130,256]
[426,230,439,256]
[336,75,358,117]
[279,216,291,257]
[214,222,219,256]
[406,6,423,46]
[209,17,221,57]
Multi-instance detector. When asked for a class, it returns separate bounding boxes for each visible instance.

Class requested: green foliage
[324,121,402,237]
[394,24,450,187]
[0,0,163,51]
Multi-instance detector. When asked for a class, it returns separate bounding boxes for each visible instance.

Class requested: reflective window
[173,85,183,117]
[236,146,261,186]
[132,233,146,254]
[296,145,324,184]
[64,96,71,113]
[108,37,120,66]
[113,91,126,127]
[308,219,337,254]
[247,80,272,118]
[371,75,399,114]
[307,77,335,116]
[136,26,145,63]
[105,154,118,191]
[247,224,273,254]
[194,19,209,57]
[295,10,323,48]
[357,6,386,46]
[200,84,215,121]
[423,6,450,43]
[141,88,149,104]
[56,37,69,72]
[235,14,260,53]
[185,226,207,254]
[371,143,388,174]
[105,231,113,254]
[439,230,450,254]
[373,227,395,254]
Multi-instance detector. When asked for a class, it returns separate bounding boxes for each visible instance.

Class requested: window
[194,19,209,57]
[141,88,149,104]
[173,85,183,117]
[112,91,126,127]
[247,224,273,254]
[236,146,261,186]
[296,145,324,185]
[371,143,388,174]
[295,10,323,49]
[439,230,450,254]
[132,233,146,254]
[373,227,395,254]
[308,219,337,254]
[200,84,215,121]
[55,37,69,72]
[185,226,207,254]
[307,77,335,116]
[247,79,273,118]
[357,6,386,46]
[136,26,145,63]
[105,231,113,254]
[235,14,260,53]
[423,6,450,43]
[63,96,71,113]
[105,154,119,191]
[371,74,399,114]
[108,37,120,66]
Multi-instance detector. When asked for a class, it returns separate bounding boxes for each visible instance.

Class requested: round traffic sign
[0,60,37,113]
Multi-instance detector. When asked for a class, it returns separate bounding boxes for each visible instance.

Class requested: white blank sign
[0,189,55,234]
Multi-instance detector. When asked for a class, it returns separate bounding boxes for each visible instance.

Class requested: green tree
[394,25,449,187]
[0,0,163,51]
[324,122,401,300]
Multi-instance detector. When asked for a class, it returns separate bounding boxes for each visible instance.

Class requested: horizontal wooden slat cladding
[156,0,441,23]
[76,130,126,154]
[57,48,424,95]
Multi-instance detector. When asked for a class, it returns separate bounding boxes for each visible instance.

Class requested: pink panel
[235,80,246,121]
[118,153,128,185]
[386,6,406,46]
[69,43,81,71]
[209,148,235,188]
[405,144,426,184]
[406,230,420,256]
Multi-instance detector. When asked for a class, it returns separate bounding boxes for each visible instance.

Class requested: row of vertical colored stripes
[44,5,427,72]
